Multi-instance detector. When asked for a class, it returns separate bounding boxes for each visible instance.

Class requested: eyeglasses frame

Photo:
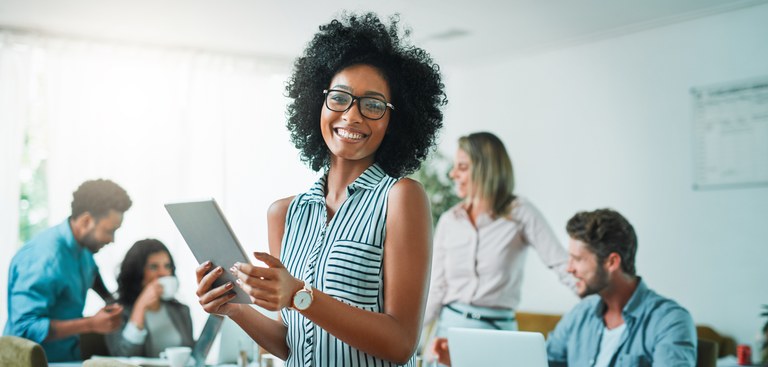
[323,89,395,120]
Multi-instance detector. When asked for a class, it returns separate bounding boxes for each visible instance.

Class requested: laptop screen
[446,328,548,367]
[192,315,225,367]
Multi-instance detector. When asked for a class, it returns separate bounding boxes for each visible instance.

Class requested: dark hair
[116,238,176,306]
[71,179,132,219]
[285,12,447,177]
[566,209,638,276]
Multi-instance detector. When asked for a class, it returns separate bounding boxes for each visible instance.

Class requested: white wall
[437,4,768,345]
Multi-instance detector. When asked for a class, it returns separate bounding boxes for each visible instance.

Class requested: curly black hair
[116,238,176,306]
[71,179,132,219]
[285,12,447,178]
[566,209,638,276]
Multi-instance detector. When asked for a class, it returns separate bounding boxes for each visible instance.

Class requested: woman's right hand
[195,261,239,317]
[431,337,452,366]
[129,280,162,329]
[134,279,163,312]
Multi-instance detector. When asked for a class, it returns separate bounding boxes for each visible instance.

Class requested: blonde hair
[458,132,515,218]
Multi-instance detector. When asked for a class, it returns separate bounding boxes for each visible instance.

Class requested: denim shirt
[546,279,696,367]
[4,220,98,362]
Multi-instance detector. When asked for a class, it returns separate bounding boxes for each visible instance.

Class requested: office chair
[80,332,111,360]
[697,338,718,367]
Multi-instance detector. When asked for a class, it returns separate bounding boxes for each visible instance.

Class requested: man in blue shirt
[432,208,696,366]
[4,179,132,362]
[545,208,696,366]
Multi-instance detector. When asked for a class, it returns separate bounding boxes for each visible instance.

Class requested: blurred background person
[432,208,697,366]
[424,132,574,348]
[106,239,194,357]
[4,179,131,362]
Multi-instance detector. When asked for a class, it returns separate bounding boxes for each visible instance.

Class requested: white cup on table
[160,346,191,367]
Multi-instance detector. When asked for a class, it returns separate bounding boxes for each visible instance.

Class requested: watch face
[294,291,312,310]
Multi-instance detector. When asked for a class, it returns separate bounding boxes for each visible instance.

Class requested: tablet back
[165,199,251,303]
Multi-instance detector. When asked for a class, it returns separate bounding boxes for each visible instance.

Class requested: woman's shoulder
[163,299,192,315]
[268,196,295,217]
[386,178,430,215]
[388,177,427,203]
[504,195,537,220]
[391,176,423,190]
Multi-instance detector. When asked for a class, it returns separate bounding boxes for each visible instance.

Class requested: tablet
[165,199,252,304]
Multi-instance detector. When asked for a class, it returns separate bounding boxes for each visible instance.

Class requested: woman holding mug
[106,239,194,357]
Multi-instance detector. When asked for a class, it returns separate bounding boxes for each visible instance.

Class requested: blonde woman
[425,132,573,340]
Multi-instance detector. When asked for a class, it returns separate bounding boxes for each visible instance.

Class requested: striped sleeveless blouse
[279,163,415,367]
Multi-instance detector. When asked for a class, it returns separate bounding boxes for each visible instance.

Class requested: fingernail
[225,282,234,289]
[203,261,211,267]
[229,265,237,273]
[236,279,243,285]
[216,266,223,273]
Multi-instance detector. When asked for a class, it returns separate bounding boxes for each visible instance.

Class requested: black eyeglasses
[323,89,395,120]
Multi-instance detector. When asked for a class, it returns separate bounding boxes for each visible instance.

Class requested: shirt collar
[449,203,496,227]
[58,218,82,252]
[621,277,648,317]
[592,277,648,320]
[299,163,388,205]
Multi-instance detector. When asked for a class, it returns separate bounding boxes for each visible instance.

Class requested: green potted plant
[410,151,460,226]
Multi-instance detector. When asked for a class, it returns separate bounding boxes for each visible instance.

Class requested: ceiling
[0,0,766,66]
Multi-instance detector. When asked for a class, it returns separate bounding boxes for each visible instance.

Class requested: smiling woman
[193,12,447,367]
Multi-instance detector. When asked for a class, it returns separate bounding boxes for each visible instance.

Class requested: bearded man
[545,208,696,366]
[4,179,132,361]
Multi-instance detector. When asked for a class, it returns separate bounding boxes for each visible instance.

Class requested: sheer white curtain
[0,30,317,335]
[0,32,33,328]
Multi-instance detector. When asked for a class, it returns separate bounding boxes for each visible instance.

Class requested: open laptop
[216,304,279,364]
[446,328,548,367]
[191,314,225,366]
[216,316,255,364]
[91,314,223,366]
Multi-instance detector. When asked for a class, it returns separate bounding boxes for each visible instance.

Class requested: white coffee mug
[157,276,179,300]
[160,346,191,367]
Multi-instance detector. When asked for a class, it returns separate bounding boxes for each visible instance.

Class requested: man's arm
[546,319,570,367]
[45,304,124,341]
[651,306,697,366]
[7,257,124,342]
[92,272,116,304]
[546,306,583,367]
[6,259,58,342]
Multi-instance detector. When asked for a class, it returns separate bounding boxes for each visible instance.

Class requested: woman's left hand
[232,252,304,311]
